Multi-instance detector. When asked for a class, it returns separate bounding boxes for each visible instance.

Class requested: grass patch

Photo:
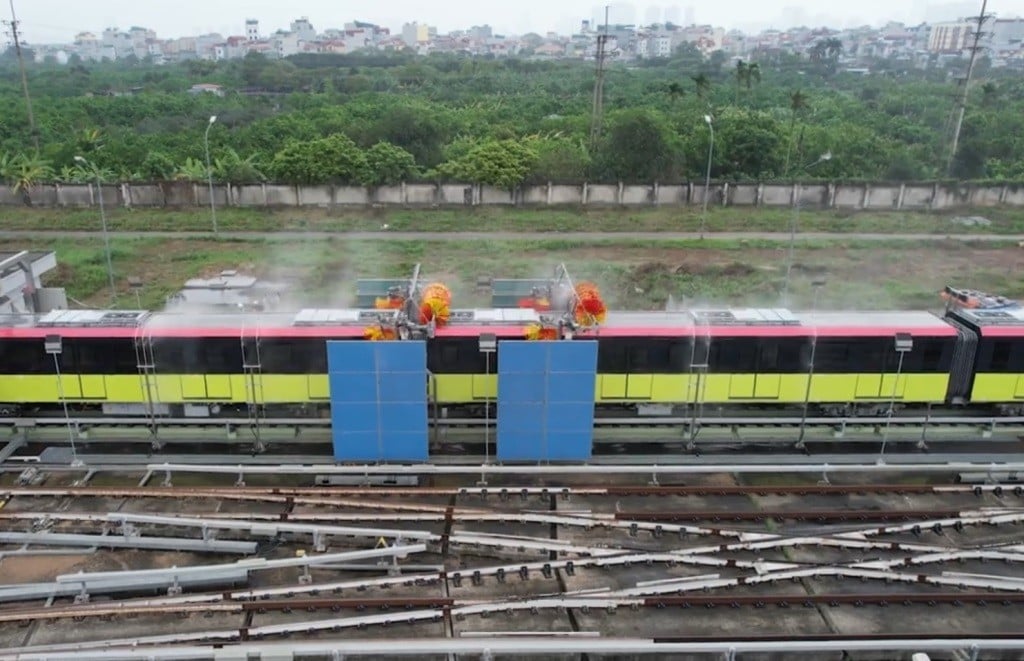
[4,205,1024,235]
[6,235,1022,312]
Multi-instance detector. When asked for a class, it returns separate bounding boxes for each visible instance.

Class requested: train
[0,281,1022,421]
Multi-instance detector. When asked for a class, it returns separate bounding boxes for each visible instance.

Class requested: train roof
[0,307,957,340]
[946,305,1024,338]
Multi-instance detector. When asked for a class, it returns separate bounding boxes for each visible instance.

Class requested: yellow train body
[969,374,1024,403]
[0,372,951,406]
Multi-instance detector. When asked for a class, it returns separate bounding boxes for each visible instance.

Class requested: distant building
[290,17,316,42]
[188,83,225,96]
[245,19,260,42]
[928,21,973,53]
[402,22,430,47]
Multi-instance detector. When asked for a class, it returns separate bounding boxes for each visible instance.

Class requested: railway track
[3,469,1024,657]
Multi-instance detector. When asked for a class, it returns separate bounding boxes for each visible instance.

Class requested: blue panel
[497,341,597,462]
[327,341,428,462]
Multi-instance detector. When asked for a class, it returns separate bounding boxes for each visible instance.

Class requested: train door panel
[78,375,107,399]
[626,374,654,399]
[728,374,756,398]
[205,376,232,400]
[58,375,82,399]
[754,374,781,399]
[180,376,207,399]
[308,375,330,400]
[855,374,883,398]
[1015,375,1024,399]
[600,375,628,399]
[879,374,908,400]
[472,374,496,399]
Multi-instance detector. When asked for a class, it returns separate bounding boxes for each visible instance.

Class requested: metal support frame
[880,332,914,462]
[44,335,81,467]
[796,279,826,449]
[0,531,256,554]
[478,332,497,484]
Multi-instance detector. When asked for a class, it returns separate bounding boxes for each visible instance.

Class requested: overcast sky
[11,0,1021,44]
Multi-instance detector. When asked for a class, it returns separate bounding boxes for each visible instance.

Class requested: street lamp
[74,156,116,304]
[478,333,497,485]
[204,115,219,235]
[879,332,914,463]
[699,114,714,240]
[782,151,832,305]
[796,278,827,450]
[45,335,82,467]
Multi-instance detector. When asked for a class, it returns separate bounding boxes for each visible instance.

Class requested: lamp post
[74,156,116,304]
[782,151,832,305]
[699,114,714,240]
[879,332,914,463]
[796,278,826,450]
[45,335,82,467]
[478,333,497,485]
[204,115,219,235]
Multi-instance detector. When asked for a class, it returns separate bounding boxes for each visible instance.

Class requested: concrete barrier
[5,181,1024,211]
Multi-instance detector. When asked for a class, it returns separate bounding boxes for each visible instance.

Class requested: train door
[753,343,781,399]
[1015,375,1024,399]
[855,374,883,398]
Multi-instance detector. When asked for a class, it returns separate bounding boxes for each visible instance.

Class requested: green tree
[361,142,417,185]
[0,153,53,205]
[529,137,591,183]
[783,90,810,175]
[270,134,368,184]
[213,148,266,183]
[713,108,784,179]
[692,73,711,104]
[438,139,538,189]
[666,82,685,105]
[594,109,681,182]
[140,151,176,180]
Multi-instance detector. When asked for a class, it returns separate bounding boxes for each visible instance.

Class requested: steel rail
[3,482,1024,500]
[8,591,1023,625]
[5,636,1024,661]
[3,413,1023,429]
[142,460,1024,477]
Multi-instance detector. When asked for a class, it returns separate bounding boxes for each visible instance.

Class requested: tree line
[1,46,1023,193]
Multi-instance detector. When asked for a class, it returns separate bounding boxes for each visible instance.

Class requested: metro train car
[0,285,1021,420]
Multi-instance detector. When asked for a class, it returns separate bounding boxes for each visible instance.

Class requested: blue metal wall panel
[497,341,597,462]
[327,341,428,462]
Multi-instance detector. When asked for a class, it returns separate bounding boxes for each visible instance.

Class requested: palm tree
[733,60,748,105]
[745,63,761,91]
[692,73,711,104]
[666,82,685,106]
[2,153,53,206]
[784,90,810,175]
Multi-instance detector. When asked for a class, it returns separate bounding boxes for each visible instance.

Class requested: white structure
[290,17,316,42]
[928,21,973,53]
[245,19,260,42]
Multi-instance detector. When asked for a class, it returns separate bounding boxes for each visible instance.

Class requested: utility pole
[946,0,991,177]
[589,6,610,148]
[3,0,39,152]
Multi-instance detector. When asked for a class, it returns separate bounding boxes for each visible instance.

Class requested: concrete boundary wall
[7,181,1024,211]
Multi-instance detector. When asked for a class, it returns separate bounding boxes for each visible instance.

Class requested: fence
[3,180,1023,211]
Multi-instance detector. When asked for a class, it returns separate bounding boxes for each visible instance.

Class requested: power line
[946,0,991,177]
[589,5,610,149]
[2,0,39,153]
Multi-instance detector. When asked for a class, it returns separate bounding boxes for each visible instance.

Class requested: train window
[628,346,649,370]
[710,339,757,372]
[668,341,689,371]
[989,341,1013,371]
[429,339,487,374]
[597,339,628,373]
[0,339,50,374]
[260,339,327,373]
[758,342,779,370]
[72,339,137,374]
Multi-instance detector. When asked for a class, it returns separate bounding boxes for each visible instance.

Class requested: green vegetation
[5,206,1024,235]
[3,49,1024,194]
[15,235,1022,312]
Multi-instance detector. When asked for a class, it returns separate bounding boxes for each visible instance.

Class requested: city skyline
[8,0,1018,44]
